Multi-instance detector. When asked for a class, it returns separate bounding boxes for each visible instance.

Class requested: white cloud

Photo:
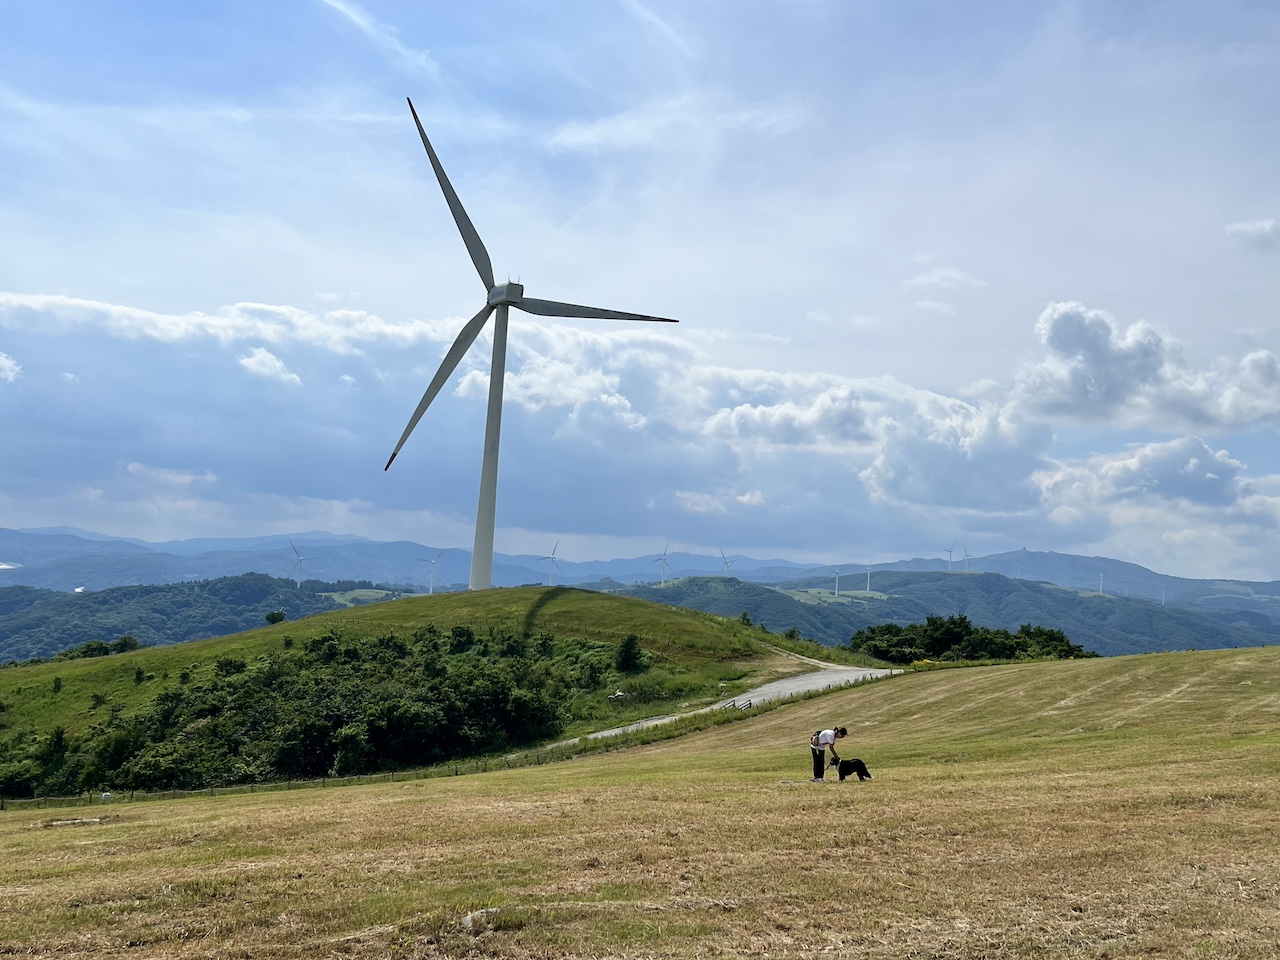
[1225,218,1278,250]
[0,293,451,356]
[902,266,987,290]
[736,489,765,506]
[125,462,218,487]
[239,347,302,385]
[1037,437,1246,509]
[316,0,439,75]
[62,372,79,383]
[674,490,726,514]
[0,351,19,382]
[547,94,803,154]
[620,0,696,59]
[1016,302,1280,430]
[912,300,956,316]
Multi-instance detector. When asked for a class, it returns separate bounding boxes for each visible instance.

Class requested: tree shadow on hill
[523,586,572,635]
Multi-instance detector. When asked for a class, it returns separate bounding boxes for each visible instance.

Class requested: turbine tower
[384,99,678,591]
[945,544,954,572]
[962,547,973,572]
[289,541,313,588]
[833,566,844,598]
[652,543,672,586]
[539,541,560,586]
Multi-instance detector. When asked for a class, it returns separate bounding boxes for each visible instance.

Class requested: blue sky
[1,0,1278,579]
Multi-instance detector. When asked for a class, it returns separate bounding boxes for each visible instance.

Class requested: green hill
[616,572,1277,655]
[0,587,805,797]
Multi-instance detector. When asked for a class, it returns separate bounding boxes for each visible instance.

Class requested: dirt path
[543,648,897,750]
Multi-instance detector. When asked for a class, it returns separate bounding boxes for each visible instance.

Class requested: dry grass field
[2,645,1278,958]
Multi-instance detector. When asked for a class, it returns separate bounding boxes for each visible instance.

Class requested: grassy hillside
[1,644,1277,957]
[619,572,1278,654]
[0,583,808,747]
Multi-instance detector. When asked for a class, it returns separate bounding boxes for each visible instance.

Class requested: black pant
[811,747,826,779]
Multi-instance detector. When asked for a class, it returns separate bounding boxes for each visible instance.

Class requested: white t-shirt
[813,729,837,749]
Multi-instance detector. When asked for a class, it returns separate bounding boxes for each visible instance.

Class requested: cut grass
[2,645,1278,958]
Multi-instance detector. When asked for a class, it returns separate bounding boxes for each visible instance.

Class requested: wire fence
[0,672,891,812]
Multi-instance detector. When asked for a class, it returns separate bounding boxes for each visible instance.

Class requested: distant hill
[610,573,1280,657]
[0,574,346,663]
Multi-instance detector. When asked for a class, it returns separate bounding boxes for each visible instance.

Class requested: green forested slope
[617,572,1276,655]
[0,588,779,797]
[0,574,344,663]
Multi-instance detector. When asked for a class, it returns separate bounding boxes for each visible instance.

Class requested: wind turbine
[652,543,672,586]
[289,541,314,588]
[383,99,678,591]
[720,550,736,577]
[419,550,444,595]
[945,544,955,572]
[962,546,973,572]
[539,541,561,586]
[866,561,872,592]
[833,566,844,598]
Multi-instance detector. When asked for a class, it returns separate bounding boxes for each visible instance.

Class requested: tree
[265,610,286,625]
[615,634,646,673]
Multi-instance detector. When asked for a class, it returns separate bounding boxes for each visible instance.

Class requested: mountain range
[1,527,1278,660]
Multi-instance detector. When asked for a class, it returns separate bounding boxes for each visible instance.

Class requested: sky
[1,1,1278,580]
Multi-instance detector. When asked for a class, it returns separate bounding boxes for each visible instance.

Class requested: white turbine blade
[407,98,495,292]
[517,298,677,323]
[385,303,495,470]
[290,541,301,560]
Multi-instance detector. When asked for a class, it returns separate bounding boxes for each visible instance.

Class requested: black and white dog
[829,757,873,781]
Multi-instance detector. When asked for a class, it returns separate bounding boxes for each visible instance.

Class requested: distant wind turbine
[945,544,955,572]
[962,547,973,572]
[382,98,678,592]
[652,543,672,586]
[419,551,444,595]
[289,541,314,588]
[866,561,872,592]
[720,550,736,577]
[539,541,561,586]
[833,566,844,598]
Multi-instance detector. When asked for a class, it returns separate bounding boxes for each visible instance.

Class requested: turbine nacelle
[488,282,524,307]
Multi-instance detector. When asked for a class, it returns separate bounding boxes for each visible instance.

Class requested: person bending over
[809,726,847,782]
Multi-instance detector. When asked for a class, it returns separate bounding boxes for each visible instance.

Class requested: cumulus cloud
[1224,218,1277,250]
[1016,301,1280,430]
[0,351,19,382]
[0,293,451,356]
[1037,437,1245,509]
[239,347,302,385]
[62,372,79,383]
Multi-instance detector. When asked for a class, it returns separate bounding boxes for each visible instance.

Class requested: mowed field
[2,645,1278,959]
